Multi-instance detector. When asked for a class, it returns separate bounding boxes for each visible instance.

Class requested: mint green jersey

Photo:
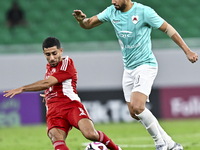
[97,2,164,70]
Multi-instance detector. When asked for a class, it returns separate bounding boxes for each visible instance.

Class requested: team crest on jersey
[132,15,139,24]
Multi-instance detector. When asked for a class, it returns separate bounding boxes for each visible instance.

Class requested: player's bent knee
[48,128,66,143]
[131,105,145,115]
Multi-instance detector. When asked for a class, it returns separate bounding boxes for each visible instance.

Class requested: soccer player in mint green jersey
[73,1,198,150]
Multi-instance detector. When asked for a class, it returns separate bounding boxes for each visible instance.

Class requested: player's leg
[147,110,183,149]
[125,65,182,150]
[126,93,182,150]
[153,119,176,149]
[68,101,121,150]
[78,118,99,141]
[128,92,166,147]
[126,99,181,150]
[123,66,167,149]
[48,128,69,150]
[78,118,121,150]
[47,115,72,150]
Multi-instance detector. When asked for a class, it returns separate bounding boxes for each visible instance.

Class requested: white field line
[118,142,200,148]
[81,133,200,148]
[82,142,155,148]
[82,142,200,148]
[114,133,200,142]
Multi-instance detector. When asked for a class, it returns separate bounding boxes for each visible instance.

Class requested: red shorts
[46,100,91,135]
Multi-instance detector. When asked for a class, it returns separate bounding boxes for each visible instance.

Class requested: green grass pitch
[0,119,200,150]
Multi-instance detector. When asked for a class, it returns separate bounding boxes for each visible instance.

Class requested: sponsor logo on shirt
[50,68,56,74]
[113,19,120,23]
[132,15,139,24]
[125,43,141,49]
[118,39,141,50]
[45,92,58,101]
[118,31,133,38]
[118,31,141,50]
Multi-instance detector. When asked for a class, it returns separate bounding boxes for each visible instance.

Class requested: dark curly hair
[42,37,61,50]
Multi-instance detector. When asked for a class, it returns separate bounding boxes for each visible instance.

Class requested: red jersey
[45,56,80,105]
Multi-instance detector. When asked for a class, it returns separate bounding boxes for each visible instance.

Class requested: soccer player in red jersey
[3,37,121,150]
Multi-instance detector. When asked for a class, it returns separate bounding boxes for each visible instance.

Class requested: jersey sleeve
[52,57,76,83]
[144,6,164,29]
[97,6,112,22]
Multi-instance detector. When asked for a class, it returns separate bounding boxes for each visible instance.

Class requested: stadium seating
[0,0,199,46]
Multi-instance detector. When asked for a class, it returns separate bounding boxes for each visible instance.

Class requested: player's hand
[40,94,46,103]
[73,10,86,22]
[186,51,198,63]
[3,87,23,98]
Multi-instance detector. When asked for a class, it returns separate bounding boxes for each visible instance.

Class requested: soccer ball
[85,142,108,150]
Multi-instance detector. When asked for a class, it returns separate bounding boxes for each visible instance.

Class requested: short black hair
[42,37,61,50]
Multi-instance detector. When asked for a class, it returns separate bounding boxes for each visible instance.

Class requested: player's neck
[122,2,133,12]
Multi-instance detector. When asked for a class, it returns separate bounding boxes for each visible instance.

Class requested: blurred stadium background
[0,0,200,51]
[0,0,200,128]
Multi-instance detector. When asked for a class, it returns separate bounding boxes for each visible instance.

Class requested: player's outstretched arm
[3,87,24,98]
[159,21,198,63]
[73,10,103,29]
[3,76,58,98]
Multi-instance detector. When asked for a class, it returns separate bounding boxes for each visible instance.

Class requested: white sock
[155,119,175,148]
[136,108,165,145]
[139,117,175,148]
[138,108,175,148]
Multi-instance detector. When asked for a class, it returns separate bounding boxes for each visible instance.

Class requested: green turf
[0,119,200,150]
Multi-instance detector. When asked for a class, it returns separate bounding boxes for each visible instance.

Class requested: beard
[50,61,59,67]
[114,2,127,11]
[49,56,61,67]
